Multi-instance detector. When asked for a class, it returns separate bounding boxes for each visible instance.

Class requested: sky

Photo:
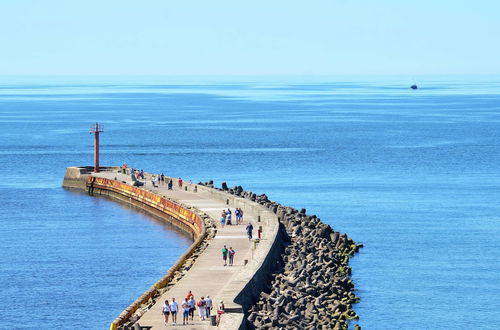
[0,0,499,76]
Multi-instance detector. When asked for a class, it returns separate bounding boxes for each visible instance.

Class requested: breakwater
[254,208,360,329]
[63,167,360,329]
[198,183,363,329]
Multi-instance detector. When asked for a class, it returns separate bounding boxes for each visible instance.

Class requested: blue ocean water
[1,76,500,329]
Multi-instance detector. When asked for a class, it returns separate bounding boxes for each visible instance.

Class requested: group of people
[147,173,185,190]
[221,245,236,266]
[161,291,225,326]
[150,173,165,188]
[129,168,145,179]
[122,164,184,191]
[219,208,244,226]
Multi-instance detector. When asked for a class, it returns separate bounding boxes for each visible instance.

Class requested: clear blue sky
[0,0,499,75]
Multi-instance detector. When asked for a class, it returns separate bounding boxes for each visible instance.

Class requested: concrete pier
[63,167,281,330]
[63,166,361,329]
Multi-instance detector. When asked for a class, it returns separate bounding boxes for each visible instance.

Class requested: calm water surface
[1,76,499,329]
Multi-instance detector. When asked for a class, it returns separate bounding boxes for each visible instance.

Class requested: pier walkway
[93,172,279,330]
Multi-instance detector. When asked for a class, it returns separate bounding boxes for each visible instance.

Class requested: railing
[87,176,204,236]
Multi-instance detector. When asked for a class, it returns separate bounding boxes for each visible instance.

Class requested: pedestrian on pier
[220,213,226,227]
[182,298,190,325]
[161,173,165,184]
[216,301,225,326]
[188,296,196,320]
[205,296,213,317]
[168,179,173,190]
[197,297,206,321]
[178,177,183,188]
[235,208,240,224]
[239,209,244,223]
[246,222,254,240]
[229,247,235,266]
[226,209,232,225]
[162,299,171,326]
[222,245,228,266]
[169,298,178,325]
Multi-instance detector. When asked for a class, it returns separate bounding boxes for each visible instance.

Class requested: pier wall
[62,167,208,330]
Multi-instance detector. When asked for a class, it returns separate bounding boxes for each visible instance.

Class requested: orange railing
[88,176,204,236]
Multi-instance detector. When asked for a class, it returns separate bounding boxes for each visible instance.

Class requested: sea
[0,75,499,329]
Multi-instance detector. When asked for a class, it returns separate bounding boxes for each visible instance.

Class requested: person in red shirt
[178,177,183,188]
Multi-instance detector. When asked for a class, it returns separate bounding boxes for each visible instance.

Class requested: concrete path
[95,172,273,329]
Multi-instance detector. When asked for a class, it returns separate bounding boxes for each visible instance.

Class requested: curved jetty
[63,166,361,329]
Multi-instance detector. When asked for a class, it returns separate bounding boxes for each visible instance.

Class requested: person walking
[222,245,228,266]
[235,208,240,224]
[205,296,213,318]
[178,177,183,188]
[228,247,235,266]
[168,179,173,190]
[182,298,190,325]
[162,299,171,326]
[188,296,196,321]
[246,222,254,240]
[197,297,206,321]
[169,297,178,325]
[220,212,226,228]
[226,208,232,225]
[216,301,225,326]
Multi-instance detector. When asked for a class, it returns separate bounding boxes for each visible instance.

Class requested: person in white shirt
[197,297,206,320]
[162,299,171,325]
[182,298,191,325]
[169,297,178,325]
[204,296,213,318]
